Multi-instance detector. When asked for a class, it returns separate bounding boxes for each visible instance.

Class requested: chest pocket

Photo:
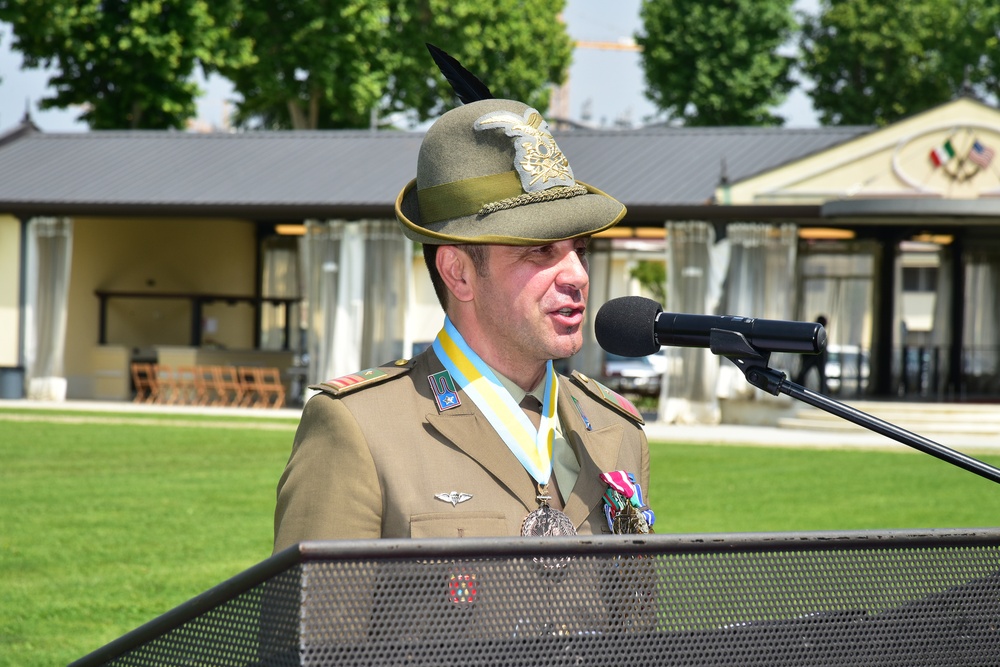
[410,511,509,538]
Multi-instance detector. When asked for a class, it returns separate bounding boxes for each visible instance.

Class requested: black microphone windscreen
[594,296,662,357]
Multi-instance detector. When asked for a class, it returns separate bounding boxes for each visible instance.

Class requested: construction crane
[550,39,643,126]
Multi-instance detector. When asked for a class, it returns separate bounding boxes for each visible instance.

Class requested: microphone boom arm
[710,329,1000,486]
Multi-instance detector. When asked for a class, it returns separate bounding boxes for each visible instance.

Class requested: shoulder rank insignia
[570,371,645,425]
[311,359,413,397]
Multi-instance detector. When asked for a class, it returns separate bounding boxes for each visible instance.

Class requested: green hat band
[417,170,587,224]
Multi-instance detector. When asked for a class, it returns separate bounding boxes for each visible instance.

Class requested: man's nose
[557,249,589,291]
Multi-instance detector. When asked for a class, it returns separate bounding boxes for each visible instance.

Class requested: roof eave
[0,201,398,222]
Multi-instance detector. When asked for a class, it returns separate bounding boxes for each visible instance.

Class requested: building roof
[0,121,870,224]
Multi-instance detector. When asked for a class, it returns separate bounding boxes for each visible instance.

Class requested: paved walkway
[642,421,1000,453]
[0,398,303,419]
[3,398,999,455]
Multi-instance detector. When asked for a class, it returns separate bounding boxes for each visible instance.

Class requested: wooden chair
[154,365,180,404]
[252,367,286,409]
[130,362,159,403]
[188,365,214,406]
[210,365,245,407]
[174,366,203,405]
[237,366,265,408]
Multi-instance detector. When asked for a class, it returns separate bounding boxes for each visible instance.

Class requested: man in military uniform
[273,98,650,552]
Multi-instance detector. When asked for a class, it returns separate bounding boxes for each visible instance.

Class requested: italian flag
[929,140,955,167]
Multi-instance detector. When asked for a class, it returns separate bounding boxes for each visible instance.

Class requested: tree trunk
[130,101,144,129]
[308,90,319,129]
[287,100,308,129]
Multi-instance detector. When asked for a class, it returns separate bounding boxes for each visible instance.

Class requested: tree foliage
[0,0,254,129]
[224,0,573,130]
[800,0,1000,126]
[382,0,573,127]
[637,0,797,126]
[630,260,667,305]
[222,0,390,130]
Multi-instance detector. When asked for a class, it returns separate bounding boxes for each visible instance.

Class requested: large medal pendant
[612,500,652,535]
[521,486,577,537]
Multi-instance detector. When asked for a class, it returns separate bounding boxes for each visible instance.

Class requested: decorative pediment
[725,98,1000,205]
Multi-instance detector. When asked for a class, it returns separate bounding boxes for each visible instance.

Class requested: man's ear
[436,245,475,303]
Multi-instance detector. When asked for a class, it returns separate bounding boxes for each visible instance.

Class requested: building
[1,98,997,421]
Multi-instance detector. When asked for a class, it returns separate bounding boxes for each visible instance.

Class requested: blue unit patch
[428,370,462,412]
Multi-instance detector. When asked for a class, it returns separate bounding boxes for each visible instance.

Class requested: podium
[72,529,1000,666]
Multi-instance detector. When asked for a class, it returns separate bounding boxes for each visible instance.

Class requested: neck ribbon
[433,317,558,485]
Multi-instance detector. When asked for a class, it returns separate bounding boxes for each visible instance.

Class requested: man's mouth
[552,306,585,323]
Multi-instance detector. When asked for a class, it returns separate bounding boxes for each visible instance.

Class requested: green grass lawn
[2,409,999,666]
[649,441,1000,533]
[0,413,295,667]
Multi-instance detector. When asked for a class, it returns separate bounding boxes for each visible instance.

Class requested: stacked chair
[129,362,286,408]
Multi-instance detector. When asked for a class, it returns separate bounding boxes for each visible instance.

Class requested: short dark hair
[423,243,490,309]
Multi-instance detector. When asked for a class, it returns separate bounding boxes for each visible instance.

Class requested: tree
[636,0,797,126]
[224,0,574,130]
[630,260,667,305]
[383,0,573,126]
[800,0,1000,126]
[0,0,254,129]
[223,0,391,130]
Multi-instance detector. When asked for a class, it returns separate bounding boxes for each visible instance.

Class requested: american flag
[969,140,995,168]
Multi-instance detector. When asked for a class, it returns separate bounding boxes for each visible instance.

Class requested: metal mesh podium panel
[75,531,1000,667]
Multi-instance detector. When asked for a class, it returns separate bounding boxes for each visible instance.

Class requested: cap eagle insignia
[474,107,576,192]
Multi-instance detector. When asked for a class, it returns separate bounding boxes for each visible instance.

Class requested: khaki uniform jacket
[273,348,649,553]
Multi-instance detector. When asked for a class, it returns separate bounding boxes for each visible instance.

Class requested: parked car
[648,348,671,375]
[826,344,870,395]
[601,352,662,397]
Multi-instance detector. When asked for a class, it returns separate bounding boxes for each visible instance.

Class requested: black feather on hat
[426,43,494,105]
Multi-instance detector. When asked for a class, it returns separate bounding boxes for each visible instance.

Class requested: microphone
[594,296,827,357]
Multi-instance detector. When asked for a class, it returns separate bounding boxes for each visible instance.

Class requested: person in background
[795,315,829,394]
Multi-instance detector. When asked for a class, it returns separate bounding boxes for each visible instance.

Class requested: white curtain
[963,246,1000,390]
[930,251,952,353]
[24,217,73,401]
[299,220,410,393]
[798,246,876,349]
[361,220,410,366]
[330,223,365,377]
[929,247,957,396]
[658,221,730,424]
[260,238,301,351]
[718,223,799,399]
[579,241,612,380]
[300,220,342,388]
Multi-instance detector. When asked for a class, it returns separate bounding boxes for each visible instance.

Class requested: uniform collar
[488,363,546,405]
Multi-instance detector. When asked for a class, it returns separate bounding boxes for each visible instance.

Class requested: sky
[0,0,819,133]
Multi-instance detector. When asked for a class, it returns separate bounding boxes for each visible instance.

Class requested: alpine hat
[395,99,626,246]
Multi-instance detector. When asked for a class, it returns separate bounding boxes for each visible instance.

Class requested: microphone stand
[710,329,1000,486]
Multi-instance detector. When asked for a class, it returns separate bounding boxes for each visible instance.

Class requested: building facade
[0,98,997,418]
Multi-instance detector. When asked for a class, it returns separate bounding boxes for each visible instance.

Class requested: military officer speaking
[272,97,653,553]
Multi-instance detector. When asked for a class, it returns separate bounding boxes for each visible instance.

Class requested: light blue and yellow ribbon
[433,317,558,485]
